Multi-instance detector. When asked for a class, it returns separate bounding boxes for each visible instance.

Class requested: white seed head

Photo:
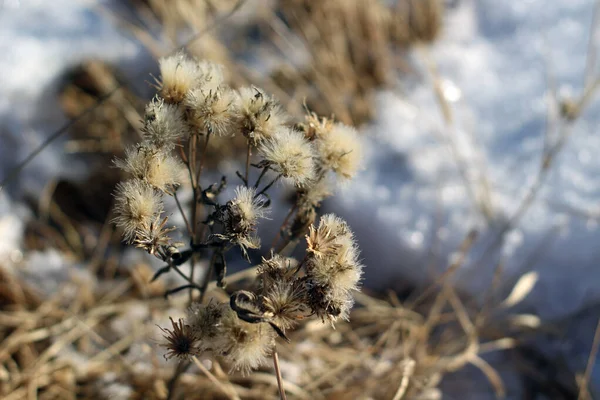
[196,60,225,93]
[297,178,333,212]
[315,122,363,180]
[238,86,287,143]
[184,86,238,136]
[258,127,316,187]
[143,97,187,150]
[158,52,200,103]
[115,145,184,194]
[112,179,163,243]
[232,186,267,227]
[212,306,275,375]
[305,214,363,323]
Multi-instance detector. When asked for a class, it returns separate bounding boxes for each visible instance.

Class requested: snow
[0,0,139,195]
[337,0,600,320]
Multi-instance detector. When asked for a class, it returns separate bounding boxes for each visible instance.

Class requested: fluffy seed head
[196,60,225,93]
[158,52,200,103]
[315,123,363,180]
[297,178,333,212]
[258,127,316,187]
[143,97,187,150]
[212,306,275,374]
[133,215,176,258]
[115,144,184,194]
[113,179,162,243]
[187,301,225,341]
[238,86,287,144]
[305,214,363,323]
[261,279,308,330]
[185,86,238,136]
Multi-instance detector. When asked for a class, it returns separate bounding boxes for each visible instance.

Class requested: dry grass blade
[500,271,539,309]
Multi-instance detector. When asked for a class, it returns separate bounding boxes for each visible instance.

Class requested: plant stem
[198,250,217,303]
[270,203,297,250]
[272,349,287,400]
[173,192,193,237]
[255,174,281,198]
[191,356,240,400]
[245,141,252,186]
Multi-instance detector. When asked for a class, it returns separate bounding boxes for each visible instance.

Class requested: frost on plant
[111,52,365,376]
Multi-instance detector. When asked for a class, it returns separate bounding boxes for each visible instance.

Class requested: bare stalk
[272,349,287,400]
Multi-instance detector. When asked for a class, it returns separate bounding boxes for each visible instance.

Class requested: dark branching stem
[165,284,202,298]
[255,174,282,199]
[253,165,270,189]
[166,361,191,400]
[173,192,193,237]
[198,250,217,303]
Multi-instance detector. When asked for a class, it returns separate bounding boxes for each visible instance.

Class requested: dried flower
[196,60,225,93]
[214,306,275,374]
[305,214,363,322]
[185,86,238,136]
[315,122,363,180]
[216,186,269,256]
[159,317,198,360]
[143,97,187,150]
[158,52,200,104]
[115,144,184,194]
[296,178,333,212]
[112,179,163,243]
[238,86,287,144]
[187,300,224,340]
[261,279,308,330]
[133,215,177,258]
[258,127,316,187]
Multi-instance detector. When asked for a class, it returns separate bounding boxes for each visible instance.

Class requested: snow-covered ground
[2,0,600,397]
[339,0,600,318]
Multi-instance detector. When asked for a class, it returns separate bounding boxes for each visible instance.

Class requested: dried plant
[111,51,365,397]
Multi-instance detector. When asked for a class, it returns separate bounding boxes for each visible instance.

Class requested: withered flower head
[133,215,177,259]
[143,97,187,150]
[158,52,200,104]
[314,122,363,181]
[114,144,184,194]
[185,85,238,136]
[216,186,269,257]
[239,86,287,144]
[112,179,163,243]
[159,317,198,360]
[258,127,316,187]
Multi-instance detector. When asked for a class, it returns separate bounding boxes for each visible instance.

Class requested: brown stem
[198,250,217,303]
[245,141,252,186]
[196,131,212,187]
[272,349,287,400]
[270,203,298,251]
[173,192,193,237]
[166,361,190,400]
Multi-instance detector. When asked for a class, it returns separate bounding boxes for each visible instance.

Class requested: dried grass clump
[123,0,445,130]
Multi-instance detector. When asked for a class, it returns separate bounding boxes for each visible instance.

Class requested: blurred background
[2,0,600,398]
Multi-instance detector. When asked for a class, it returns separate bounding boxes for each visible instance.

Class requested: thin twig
[245,141,252,186]
[166,361,191,400]
[191,356,240,400]
[256,175,281,198]
[174,192,193,237]
[578,317,600,400]
[270,203,298,250]
[272,348,287,400]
